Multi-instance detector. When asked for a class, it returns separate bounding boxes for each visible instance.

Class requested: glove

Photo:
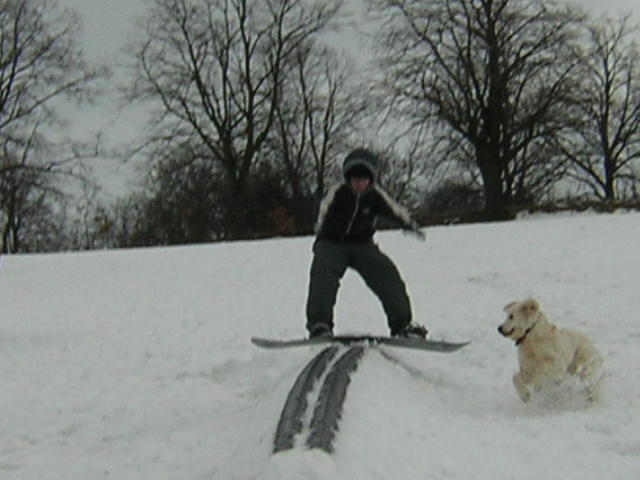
[404,227,426,241]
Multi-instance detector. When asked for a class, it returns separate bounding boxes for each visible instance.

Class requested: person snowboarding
[305,148,428,339]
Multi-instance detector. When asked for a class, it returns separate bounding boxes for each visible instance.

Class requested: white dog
[498,298,602,404]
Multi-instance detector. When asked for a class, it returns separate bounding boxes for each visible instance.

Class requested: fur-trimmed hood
[342,148,378,183]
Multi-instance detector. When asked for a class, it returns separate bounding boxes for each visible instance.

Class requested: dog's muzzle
[498,325,513,337]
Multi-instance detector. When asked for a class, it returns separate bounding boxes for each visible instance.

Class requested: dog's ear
[521,298,540,315]
[503,301,517,312]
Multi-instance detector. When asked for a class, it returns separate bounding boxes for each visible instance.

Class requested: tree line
[2,0,640,253]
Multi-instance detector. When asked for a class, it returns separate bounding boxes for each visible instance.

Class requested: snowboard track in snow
[307,346,365,452]
[273,346,340,452]
[273,345,366,454]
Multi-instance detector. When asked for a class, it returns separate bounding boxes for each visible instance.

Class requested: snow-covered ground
[2,212,639,479]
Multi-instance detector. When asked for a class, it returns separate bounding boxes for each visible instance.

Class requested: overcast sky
[54,0,640,196]
[60,0,639,61]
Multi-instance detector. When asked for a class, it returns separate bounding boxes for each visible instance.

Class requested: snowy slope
[2,212,639,479]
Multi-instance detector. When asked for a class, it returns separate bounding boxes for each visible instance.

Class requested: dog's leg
[585,383,598,404]
[575,352,603,380]
[513,373,531,402]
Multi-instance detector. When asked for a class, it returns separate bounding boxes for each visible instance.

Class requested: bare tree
[370,0,586,219]
[558,15,640,200]
[0,0,101,252]
[375,128,442,206]
[138,151,225,245]
[127,0,342,238]
[268,44,367,233]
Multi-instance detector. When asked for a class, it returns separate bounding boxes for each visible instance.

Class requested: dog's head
[498,298,541,343]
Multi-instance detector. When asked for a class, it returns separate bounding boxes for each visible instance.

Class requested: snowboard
[251,334,470,352]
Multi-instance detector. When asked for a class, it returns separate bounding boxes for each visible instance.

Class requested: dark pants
[305,239,412,335]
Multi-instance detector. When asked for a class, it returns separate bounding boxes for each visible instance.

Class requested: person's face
[350,176,371,194]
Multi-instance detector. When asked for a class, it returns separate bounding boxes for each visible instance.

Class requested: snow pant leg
[350,241,412,335]
[305,240,348,333]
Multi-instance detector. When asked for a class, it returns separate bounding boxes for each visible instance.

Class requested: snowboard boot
[392,323,428,339]
[308,322,333,339]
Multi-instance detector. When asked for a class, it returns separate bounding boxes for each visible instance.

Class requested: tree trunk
[478,149,510,221]
[604,154,616,200]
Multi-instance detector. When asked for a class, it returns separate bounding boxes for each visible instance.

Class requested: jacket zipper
[342,193,360,240]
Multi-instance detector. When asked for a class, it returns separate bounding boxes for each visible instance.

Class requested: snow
[2,212,640,479]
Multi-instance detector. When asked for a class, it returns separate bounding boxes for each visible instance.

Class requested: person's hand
[404,228,426,241]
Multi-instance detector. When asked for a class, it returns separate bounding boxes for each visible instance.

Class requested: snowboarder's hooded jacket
[315,149,421,243]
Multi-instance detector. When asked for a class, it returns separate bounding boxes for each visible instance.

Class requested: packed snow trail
[3,213,640,479]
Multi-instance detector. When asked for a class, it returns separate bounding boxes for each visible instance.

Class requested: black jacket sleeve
[372,185,421,232]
